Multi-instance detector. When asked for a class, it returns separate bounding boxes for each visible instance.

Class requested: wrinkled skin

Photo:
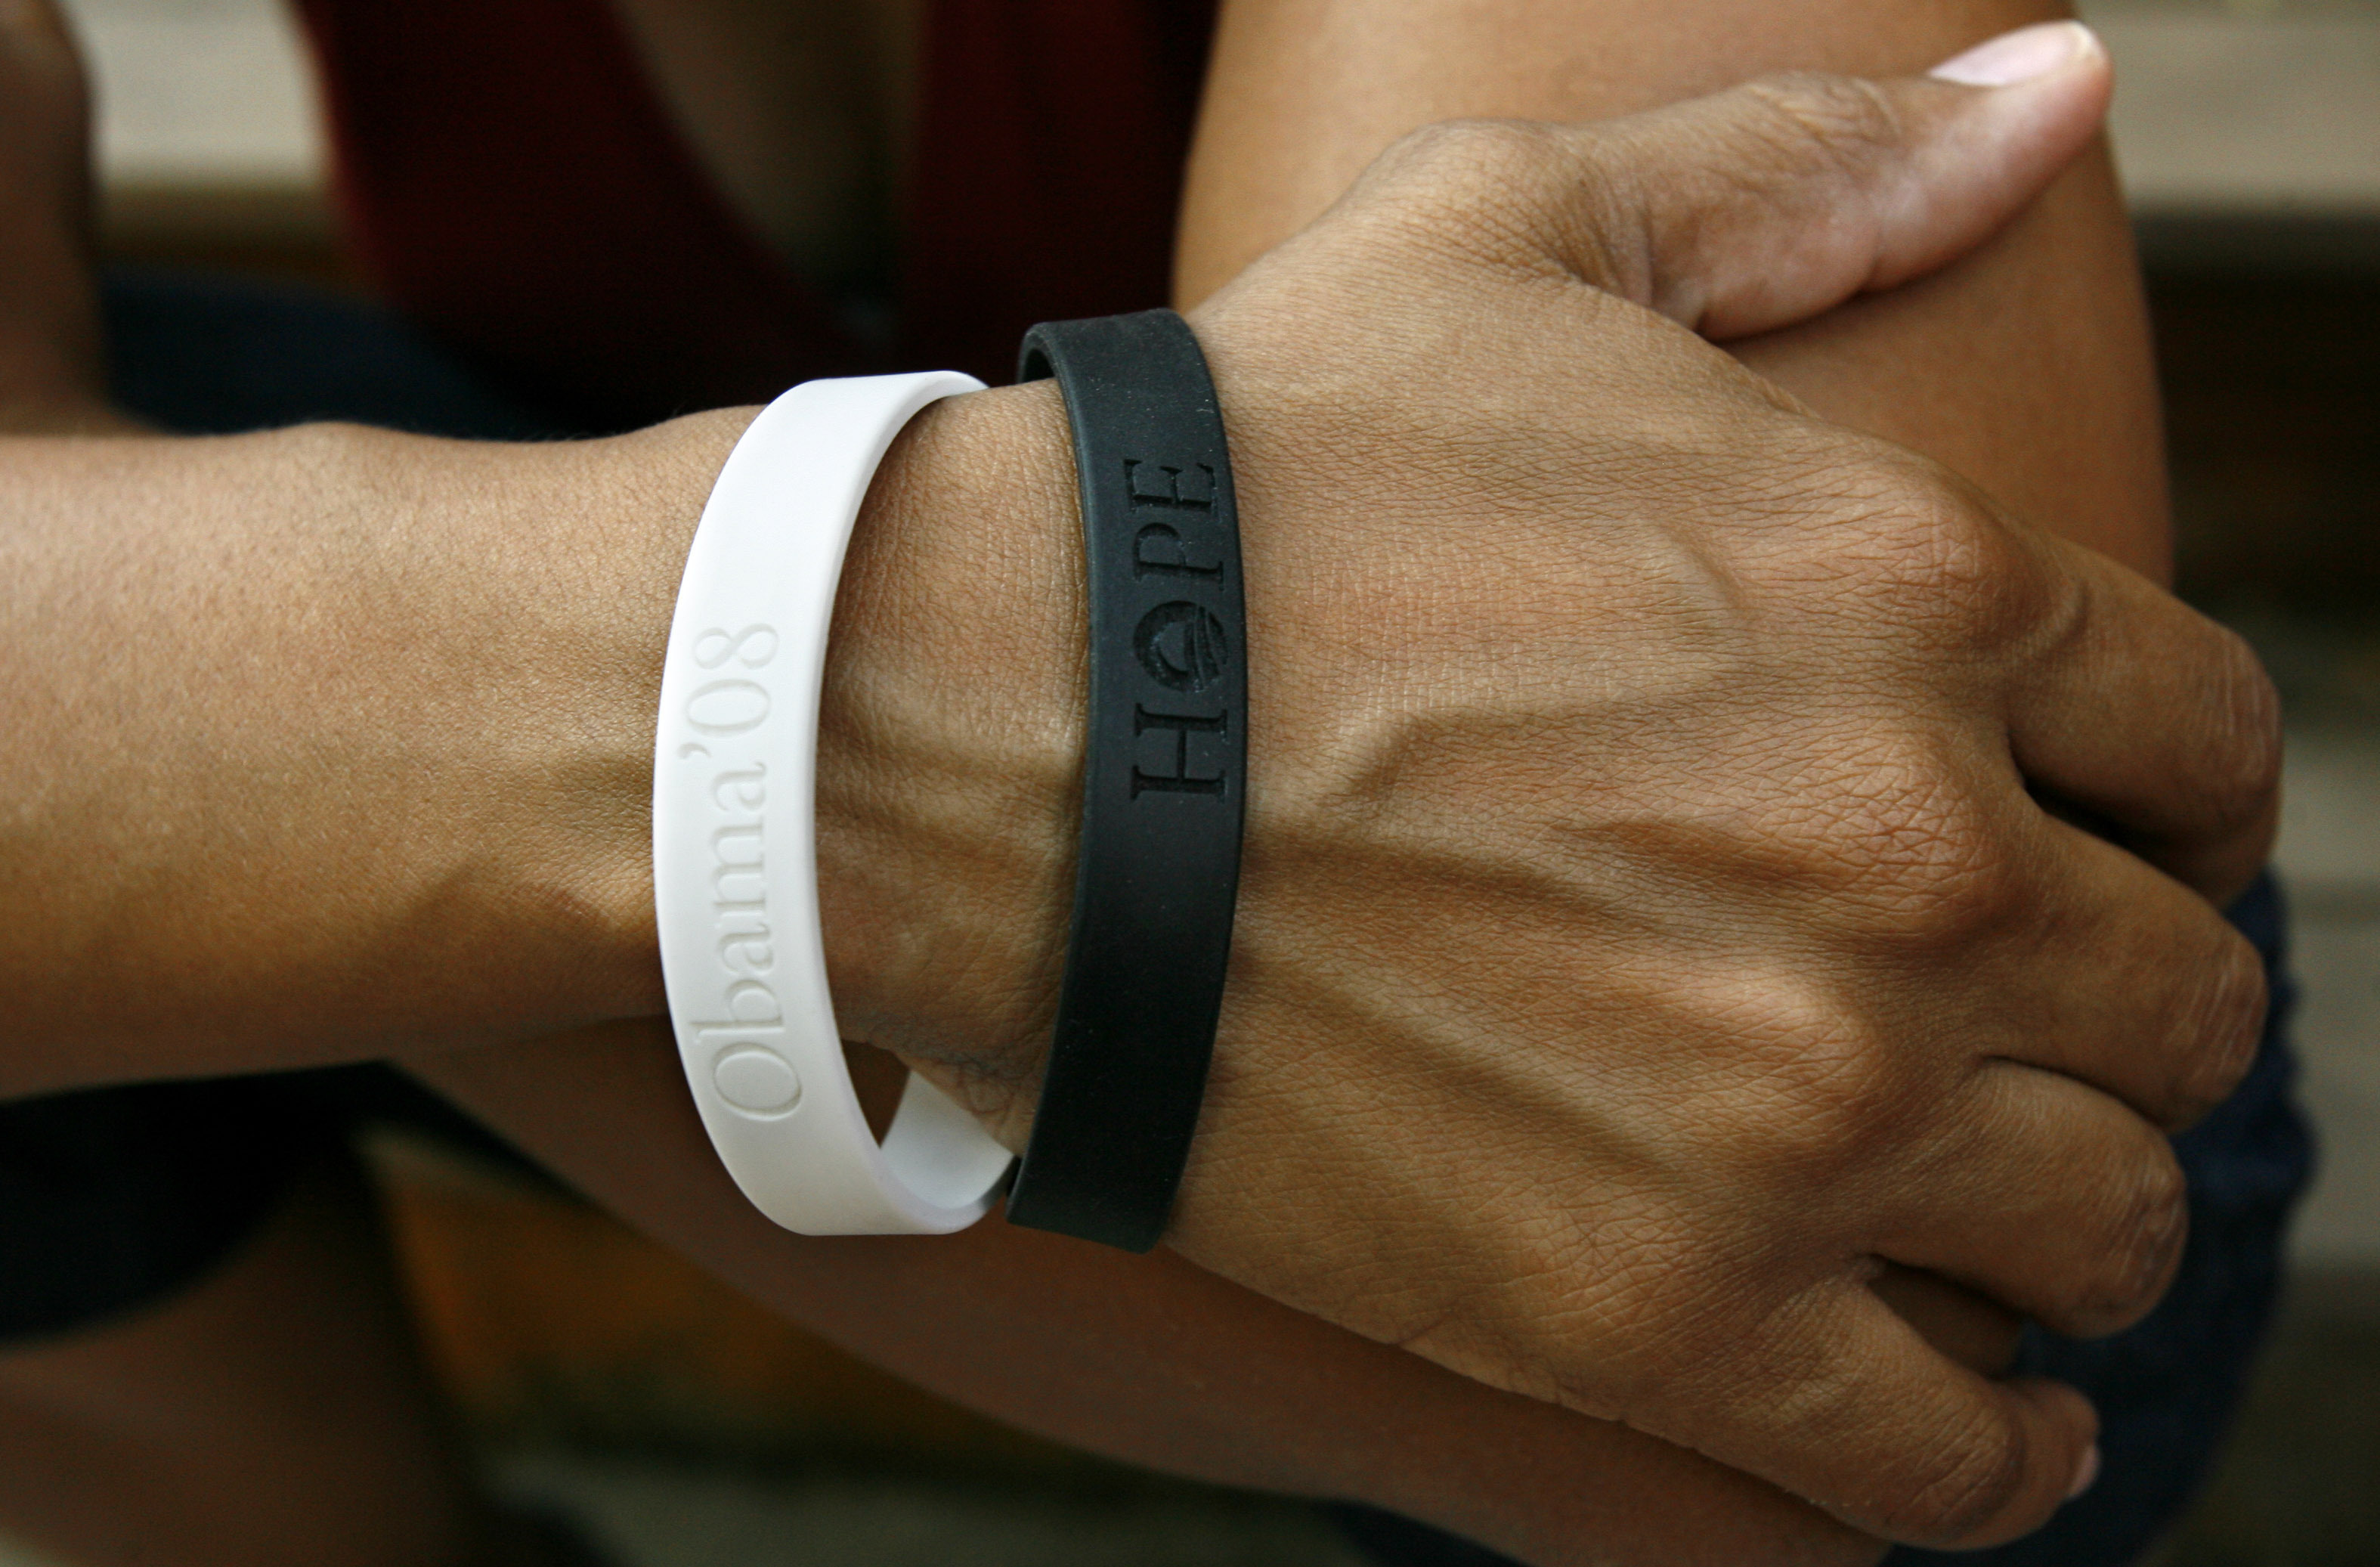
[816,57,2279,1550]
[0,17,2278,1556]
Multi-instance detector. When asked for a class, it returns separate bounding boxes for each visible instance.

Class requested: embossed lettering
[691,988,786,1041]
[687,678,770,735]
[710,763,767,812]
[719,931,775,977]
[1134,601,1229,692]
[686,642,782,1036]
[1133,522,1222,581]
[710,822,766,908]
[717,978,782,1027]
[694,624,778,669]
[1133,705,1228,797]
[692,1019,786,1040]
[1124,459,1215,510]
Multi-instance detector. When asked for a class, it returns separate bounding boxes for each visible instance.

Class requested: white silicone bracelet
[653,371,1014,1234]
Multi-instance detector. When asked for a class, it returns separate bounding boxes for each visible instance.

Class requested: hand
[820,29,2278,1550]
[411,1023,2029,1567]
[0,24,2267,1556]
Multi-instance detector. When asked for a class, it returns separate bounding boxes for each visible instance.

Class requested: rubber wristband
[1004,310,1249,1253]
[654,372,1016,1236]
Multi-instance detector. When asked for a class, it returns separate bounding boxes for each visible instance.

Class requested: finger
[1670,1282,2098,1550]
[1877,1064,2190,1342]
[2007,538,2282,906]
[1984,816,2267,1129]
[1871,1265,2023,1378]
[1546,22,2113,339]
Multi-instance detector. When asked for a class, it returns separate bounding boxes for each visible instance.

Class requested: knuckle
[2192,625,2285,835]
[2171,927,2269,1124]
[1747,720,2019,948]
[1735,71,1910,178]
[1805,455,2048,650]
[1815,748,2022,951]
[2066,1151,2190,1334]
[1877,1412,2034,1547]
[1360,116,1581,268]
[1718,983,1911,1182]
[2118,1153,2193,1309]
[1887,840,2023,950]
[1378,116,1565,193]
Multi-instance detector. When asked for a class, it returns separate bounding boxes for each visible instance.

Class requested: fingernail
[2066,1443,2103,1500]
[1929,20,2101,88]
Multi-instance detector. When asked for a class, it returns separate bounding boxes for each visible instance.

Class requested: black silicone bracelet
[1004,309,1248,1253]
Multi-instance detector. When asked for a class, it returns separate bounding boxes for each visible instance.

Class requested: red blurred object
[292,0,1218,425]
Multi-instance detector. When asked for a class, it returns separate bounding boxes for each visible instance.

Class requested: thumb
[1552,20,2112,340]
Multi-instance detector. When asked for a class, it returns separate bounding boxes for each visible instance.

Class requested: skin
[1177,0,2168,581]
[0,5,2280,1564]
[417,1023,1981,1567]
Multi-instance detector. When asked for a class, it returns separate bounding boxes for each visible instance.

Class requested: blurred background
[9,0,2378,1562]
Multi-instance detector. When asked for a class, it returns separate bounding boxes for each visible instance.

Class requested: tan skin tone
[1176,0,2168,581]
[1154,0,2162,1520]
[0,5,2279,1564]
[417,1023,2024,1567]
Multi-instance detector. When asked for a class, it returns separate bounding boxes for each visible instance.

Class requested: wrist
[0,415,749,1086]
[463,410,763,1027]
[811,380,1082,1143]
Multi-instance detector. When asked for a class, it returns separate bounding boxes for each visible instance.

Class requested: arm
[0,415,710,1090]
[410,1021,1922,1567]
[0,34,2273,1553]
[1177,0,2168,579]
[0,388,1911,1565]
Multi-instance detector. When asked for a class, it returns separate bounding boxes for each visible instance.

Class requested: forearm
[0,386,1092,1104]
[1178,0,2168,578]
[0,417,730,1092]
[1,45,2276,1550]
[404,1024,1878,1567]
[0,2,2168,1098]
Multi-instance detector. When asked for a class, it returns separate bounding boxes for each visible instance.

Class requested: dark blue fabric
[0,1076,322,1339]
[1339,872,2313,1567]
[102,266,580,439]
